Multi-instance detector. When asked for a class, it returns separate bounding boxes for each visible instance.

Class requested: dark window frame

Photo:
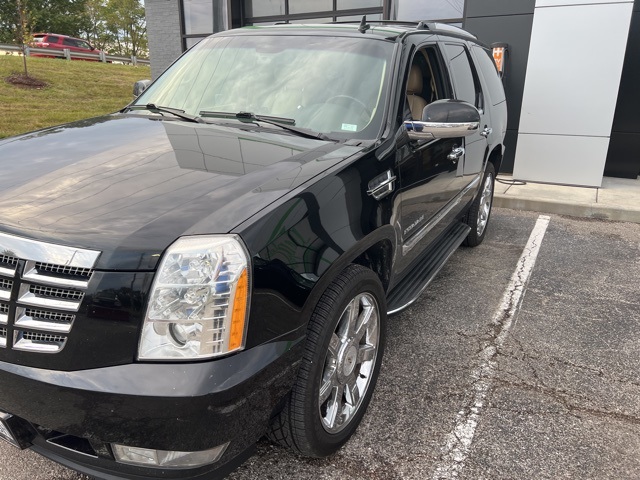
[178,0,465,52]
[389,0,465,24]
[470,44,506,107]
[243,1,385,26]
[180,0,231,51]
[442,42,484,111]
[398,41,451,123]
[179,0,388,49]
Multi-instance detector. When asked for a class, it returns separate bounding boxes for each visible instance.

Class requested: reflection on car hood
[0,114,362,269]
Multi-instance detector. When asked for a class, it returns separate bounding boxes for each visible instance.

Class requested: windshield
[134,34,395,139]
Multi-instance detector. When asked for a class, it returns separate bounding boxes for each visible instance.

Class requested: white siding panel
[513,134,610,187]
[514,1,632,186]
[519,2,632,137]
[536,0,632,7]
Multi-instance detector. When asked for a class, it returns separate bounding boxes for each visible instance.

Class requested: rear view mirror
[133,79,152,98]
[404,99,480,141]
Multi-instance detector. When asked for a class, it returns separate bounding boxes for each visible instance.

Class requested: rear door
[441,42,490,180]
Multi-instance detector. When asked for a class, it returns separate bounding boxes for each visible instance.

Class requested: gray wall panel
[465,0,535,17]
[610,10,640,134]
[502,130,518,173]
[605,133,640,178]
[145,0,183,79]
[605,8,640,178]
[464,13,534,172]
[464,15,533,131]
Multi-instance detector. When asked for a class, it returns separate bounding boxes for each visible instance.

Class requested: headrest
[407,65,423,95]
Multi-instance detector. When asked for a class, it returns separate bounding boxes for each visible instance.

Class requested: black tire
[268,264,387,457]
[463,162,495,247]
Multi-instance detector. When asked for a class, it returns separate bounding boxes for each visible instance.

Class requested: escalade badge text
[404,215,425,236]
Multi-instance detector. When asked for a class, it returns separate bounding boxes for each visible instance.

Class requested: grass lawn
[0,55,151,139]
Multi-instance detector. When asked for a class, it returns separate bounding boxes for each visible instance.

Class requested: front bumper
[0,335,304,479]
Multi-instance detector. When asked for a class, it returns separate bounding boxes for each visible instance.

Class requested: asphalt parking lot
[1,208,639,480]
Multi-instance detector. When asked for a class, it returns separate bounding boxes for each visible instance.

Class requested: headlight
[139,235,250,361]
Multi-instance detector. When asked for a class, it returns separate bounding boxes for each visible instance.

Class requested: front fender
[236,150,398,349]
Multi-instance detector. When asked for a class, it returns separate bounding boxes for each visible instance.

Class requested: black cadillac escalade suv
[0,20,506,479]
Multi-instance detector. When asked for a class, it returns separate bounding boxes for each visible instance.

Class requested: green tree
[103,0,146,57]
[0,1,21,43]
[83,0,113,50]
[29,0,91,36]
[0,0,90,43]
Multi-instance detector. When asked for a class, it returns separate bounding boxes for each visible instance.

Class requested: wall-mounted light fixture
[491,42,508,81]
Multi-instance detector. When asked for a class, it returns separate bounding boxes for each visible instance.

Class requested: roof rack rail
[416,21,437,30]
[328,19,444,30]
[329,20,419,26]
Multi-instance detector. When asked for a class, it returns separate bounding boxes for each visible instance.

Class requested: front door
[396,44,467,272]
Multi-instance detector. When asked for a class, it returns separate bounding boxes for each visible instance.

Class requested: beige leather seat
[406,65,428,120]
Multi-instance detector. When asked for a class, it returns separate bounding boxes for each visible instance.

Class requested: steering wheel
[326,95,373,119]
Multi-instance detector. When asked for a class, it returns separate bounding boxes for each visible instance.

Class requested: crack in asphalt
[482,328,640,432]
[491,377,640,426]
[431,215,551,479]
[497,341,640,390]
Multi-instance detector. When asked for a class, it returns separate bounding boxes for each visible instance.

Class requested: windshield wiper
[125,104,205,123]
[199,111,331,141]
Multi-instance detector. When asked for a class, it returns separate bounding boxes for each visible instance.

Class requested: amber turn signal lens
[229,268,248,351]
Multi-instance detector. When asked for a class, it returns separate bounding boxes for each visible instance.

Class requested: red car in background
[31,33,103,60]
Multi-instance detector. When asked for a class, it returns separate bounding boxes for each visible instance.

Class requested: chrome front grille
[15,307,75,333]
[0,254,17,267]
[0,302,8,325]
[14,330,67,353]
[0,279,13,300]
[34,262,93,279]
[29,284,85,301]
[0,232,100,354]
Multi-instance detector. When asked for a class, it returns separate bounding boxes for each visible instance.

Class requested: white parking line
[432,215,551,479]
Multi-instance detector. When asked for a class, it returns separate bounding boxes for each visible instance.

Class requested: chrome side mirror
[404,99,480,141]
[133,79,152,98]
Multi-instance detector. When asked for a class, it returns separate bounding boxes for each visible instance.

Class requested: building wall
[605,0,640,178]
[145,0,183,79]
[513,0,634,187]
[464,0,536,174]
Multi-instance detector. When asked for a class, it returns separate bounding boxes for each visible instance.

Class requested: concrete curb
[494,194,640,224]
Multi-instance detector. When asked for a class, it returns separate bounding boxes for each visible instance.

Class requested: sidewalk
[493,176,640,224]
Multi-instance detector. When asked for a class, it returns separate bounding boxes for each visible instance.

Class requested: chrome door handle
[447,147,465,162]
[480,126,493,138]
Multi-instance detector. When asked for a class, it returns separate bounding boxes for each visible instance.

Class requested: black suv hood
[0,115,362,270]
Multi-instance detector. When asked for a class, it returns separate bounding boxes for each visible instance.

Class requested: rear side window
[63,38,76,47]
[443,43,482,109]
[472,45,506,106]
[46,35,59,43]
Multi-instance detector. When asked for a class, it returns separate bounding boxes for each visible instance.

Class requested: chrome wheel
[476,173,494,237]
[319,292,380,434]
